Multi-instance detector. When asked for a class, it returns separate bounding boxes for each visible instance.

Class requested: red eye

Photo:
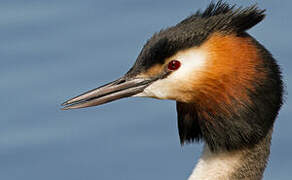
[168,60,181,71]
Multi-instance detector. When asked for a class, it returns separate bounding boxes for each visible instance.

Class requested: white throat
[188,144,243,180]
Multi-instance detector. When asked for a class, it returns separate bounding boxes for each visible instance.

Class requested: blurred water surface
[0,0,291,179]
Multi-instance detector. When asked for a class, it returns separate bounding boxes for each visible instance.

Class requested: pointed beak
[61,76,152,110]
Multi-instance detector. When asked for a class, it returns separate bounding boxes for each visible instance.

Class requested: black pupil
[172,62,176,68]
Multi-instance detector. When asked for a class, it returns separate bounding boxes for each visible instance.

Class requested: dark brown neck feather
[229,128,272,179]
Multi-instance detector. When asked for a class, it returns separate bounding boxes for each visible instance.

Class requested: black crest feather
[180,1,265,33]
[128,1,266,76]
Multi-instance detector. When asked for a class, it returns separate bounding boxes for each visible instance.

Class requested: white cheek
[135,79,173,99]
[135,49,207,99]
[172,49,206,80]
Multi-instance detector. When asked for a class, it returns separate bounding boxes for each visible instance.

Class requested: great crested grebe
[62,1,283,179]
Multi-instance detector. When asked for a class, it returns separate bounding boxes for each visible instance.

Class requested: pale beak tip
[61,99,73,106]
[61,100,74,110]
[61,105,80,110]
[61,106,70,110]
